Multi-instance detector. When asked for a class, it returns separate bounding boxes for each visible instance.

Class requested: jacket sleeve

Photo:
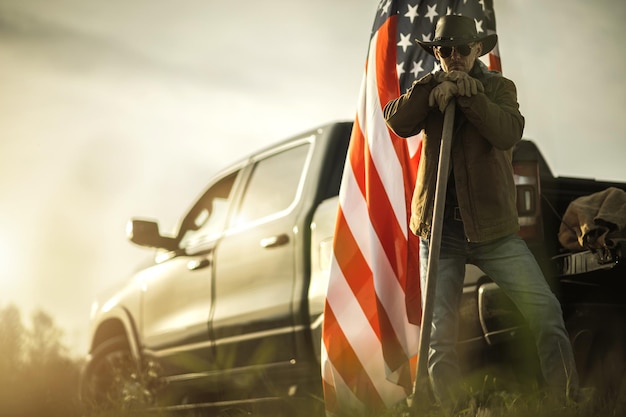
[383,73,437,138]
[456,77,525,150]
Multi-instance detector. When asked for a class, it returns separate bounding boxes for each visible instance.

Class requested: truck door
[140,170,240,377]
[211,140,313,373]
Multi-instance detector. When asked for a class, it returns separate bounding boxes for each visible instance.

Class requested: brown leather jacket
[384,61,525,242]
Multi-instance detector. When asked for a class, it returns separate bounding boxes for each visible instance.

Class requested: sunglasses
[436,44,474,58]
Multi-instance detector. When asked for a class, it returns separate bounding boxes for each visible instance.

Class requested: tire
[80,335,150,410]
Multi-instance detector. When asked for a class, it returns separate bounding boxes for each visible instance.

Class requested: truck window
[178,170,240,248]
[230,143,311,227]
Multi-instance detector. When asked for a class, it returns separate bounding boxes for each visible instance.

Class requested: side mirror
[126,219,178,251]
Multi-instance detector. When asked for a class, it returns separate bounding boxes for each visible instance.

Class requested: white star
[474,18,484,34]
[397,33,412,53]
[425,4,438,23]
[432,62,441,73]
[421,32,432,42]
[405,4,419,24]
[446,7,452,15]
[479,0,486,12]
[410,60,424,78]
[380,0,391,16]
[397,63,406,78]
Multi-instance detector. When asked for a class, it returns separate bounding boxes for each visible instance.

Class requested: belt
[445,206,463,222]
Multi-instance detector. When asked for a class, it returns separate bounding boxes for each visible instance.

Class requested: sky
[0,0,624,355]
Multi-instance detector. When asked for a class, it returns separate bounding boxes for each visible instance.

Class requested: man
[384,15,578,407]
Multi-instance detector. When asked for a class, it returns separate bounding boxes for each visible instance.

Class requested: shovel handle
[413,99,456,396]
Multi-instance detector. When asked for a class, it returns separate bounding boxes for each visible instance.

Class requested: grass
[2,303,625,417]
[78,370,626,417]
[325,380,626,417]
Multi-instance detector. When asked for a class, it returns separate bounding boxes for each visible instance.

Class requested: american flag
[321,0,500,414]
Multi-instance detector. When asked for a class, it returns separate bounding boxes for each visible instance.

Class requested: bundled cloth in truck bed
[558,186,626,252]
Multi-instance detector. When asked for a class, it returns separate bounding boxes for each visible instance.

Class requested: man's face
[434,42,482,73]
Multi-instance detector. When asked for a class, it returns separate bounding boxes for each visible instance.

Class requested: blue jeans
[419,219,578,403]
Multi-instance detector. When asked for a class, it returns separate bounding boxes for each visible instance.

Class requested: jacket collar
[470,59,500,80]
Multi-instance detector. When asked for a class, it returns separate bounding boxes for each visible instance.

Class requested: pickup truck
[80,121,626,412]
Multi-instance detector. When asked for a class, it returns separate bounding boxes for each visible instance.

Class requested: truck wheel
[567,312,626,399]
[80,336,148,410]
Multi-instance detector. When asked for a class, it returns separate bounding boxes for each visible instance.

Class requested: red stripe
[489,52,502,72]
[375,15,401,110]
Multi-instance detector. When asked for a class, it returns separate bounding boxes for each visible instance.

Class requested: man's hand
[442,71,484,97]
[429,81,458,112]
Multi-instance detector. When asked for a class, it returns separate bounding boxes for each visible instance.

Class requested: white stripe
[407,133,422,159]
[354,70,368,135]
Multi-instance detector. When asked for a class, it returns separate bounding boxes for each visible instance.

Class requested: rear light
[513,160,543,242]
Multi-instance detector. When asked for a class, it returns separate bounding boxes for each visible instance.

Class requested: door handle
[260,234,289,248]
[187,258,211,271]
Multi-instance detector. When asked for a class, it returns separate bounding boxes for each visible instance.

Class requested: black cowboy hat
[417,15,497,57]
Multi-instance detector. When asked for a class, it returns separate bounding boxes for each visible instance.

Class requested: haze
[0,0,624,355]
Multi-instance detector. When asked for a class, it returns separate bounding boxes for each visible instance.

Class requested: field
[1,303,624,417]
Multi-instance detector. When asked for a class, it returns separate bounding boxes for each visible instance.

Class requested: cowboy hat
[417,15,497,57]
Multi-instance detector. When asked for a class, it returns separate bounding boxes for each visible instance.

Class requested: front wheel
[80,336,153,410]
